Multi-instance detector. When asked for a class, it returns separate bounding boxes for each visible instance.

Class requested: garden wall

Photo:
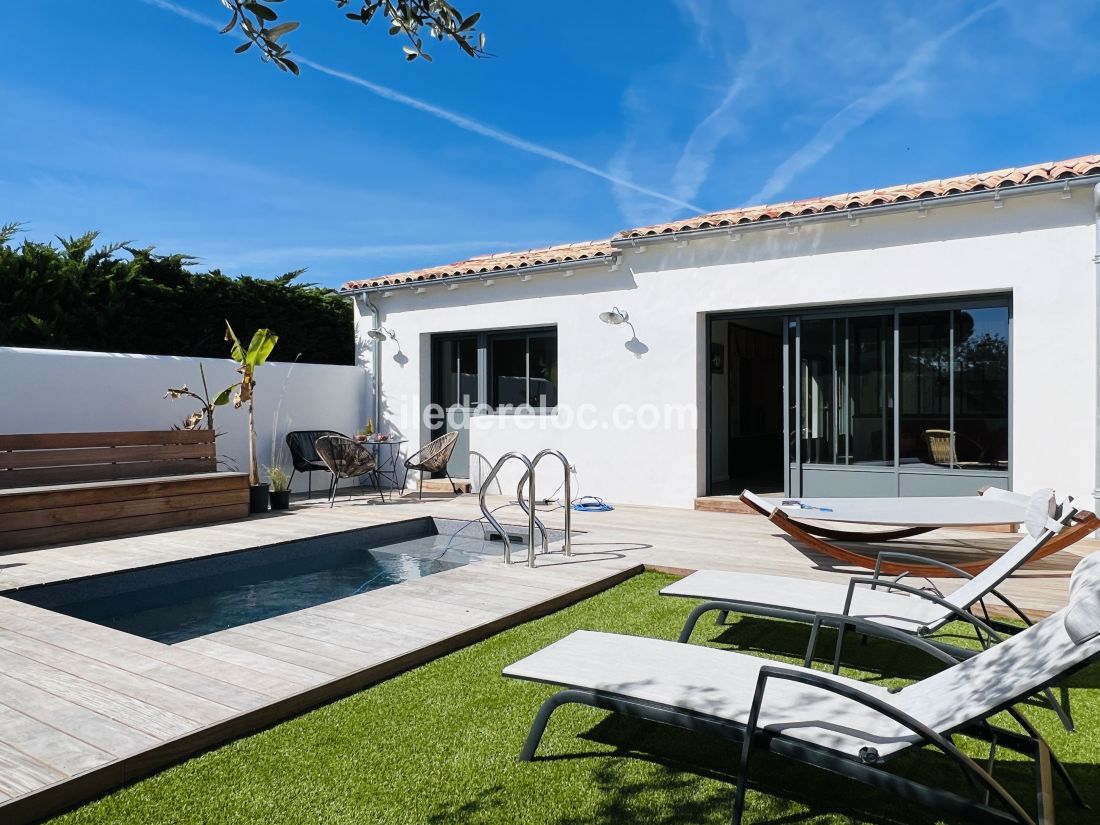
[0,347,369,495]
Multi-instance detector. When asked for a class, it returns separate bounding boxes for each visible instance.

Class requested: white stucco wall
[353,191,1097,509]
[0,348,368,493]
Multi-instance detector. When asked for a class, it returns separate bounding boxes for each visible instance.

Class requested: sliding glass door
[786,298,1010,498]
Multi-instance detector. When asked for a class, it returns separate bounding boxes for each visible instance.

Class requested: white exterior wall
[354,192,1098,508]
[0,348,368,493]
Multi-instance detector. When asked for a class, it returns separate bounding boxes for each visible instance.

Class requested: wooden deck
[0,493,1094,822]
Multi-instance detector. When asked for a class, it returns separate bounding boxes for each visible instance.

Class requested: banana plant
[223,321,278,486]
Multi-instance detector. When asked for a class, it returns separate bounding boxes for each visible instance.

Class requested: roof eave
[611,174,1100,247]
[340,253,619,297]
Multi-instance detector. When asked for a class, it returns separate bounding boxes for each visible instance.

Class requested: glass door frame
[787,294,1012,498]
[705,293,1011,499]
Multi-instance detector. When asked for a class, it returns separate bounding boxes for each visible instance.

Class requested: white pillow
[1064,553,1100,645]
[1024,488,1057,538]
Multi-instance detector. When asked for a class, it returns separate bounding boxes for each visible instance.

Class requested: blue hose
[571,496,613,512]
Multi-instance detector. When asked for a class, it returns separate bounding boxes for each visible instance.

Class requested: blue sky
[2,1,1099,288]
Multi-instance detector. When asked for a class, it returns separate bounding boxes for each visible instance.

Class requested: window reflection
[791,304,1008,473]
[953,307,1009,469]
[899,311,951,467]
[795,316,893,466]
[491,335,528,407]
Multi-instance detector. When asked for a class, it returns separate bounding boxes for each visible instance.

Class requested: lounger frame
[674,560,1077,731]
[740,492,1100,577]
[515,644,1100,825]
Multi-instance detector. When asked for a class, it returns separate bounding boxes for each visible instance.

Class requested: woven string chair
[403,430,460,500]
[285,430,346,498]
[313,435,385,507]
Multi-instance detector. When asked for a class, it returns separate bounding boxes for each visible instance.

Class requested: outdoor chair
[505,551,1100,825]
[403,430,460,500]
[923,428,987,469]
[739,487,1099,576]
[313,434,385,507]
[666,487,1080,728]
[285,429,346,499]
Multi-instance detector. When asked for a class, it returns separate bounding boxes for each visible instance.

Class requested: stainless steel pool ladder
[478,452,544,567]
[517,449,572,559]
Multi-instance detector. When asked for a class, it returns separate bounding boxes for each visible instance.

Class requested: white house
[341,154,1100,511]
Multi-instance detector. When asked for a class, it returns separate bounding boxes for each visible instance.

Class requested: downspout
[1094,183,1100,518]
[362,294,382,427]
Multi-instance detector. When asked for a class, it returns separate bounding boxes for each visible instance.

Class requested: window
[791,300,1008,473]
[432,327,557,414]
[489,329,557,409]
[794,315,893,466]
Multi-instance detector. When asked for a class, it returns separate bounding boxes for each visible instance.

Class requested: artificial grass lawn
[52,572,1100,825]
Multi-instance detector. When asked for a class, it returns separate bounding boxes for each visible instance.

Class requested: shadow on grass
[519,712,1100,824]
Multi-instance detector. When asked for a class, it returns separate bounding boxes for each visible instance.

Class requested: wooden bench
[0,431,250,552]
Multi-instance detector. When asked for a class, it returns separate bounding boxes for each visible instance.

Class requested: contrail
[745,1,1002,205]
[138,0,704,213]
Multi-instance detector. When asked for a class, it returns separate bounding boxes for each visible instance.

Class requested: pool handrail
[516,449,572,557]
[479,452,539,567]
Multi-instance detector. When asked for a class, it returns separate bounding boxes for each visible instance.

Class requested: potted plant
[267,465,292,510]
[223,321,279,513]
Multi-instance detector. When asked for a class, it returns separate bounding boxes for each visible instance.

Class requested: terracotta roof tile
[615,153,1100,240]
[342,239,615,290]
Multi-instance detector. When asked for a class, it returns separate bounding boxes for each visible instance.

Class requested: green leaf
[459,12,480,31]
[265,21,300,40]
[234,41,253,53]
[212,387,234,406]
[244,328,278,367]
[220,9,239,34]
[283,58,300,75]
[244,2,278,21]
[225,320,245,363]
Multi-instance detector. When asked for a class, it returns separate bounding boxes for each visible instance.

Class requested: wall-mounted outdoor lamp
[367,325,396,343]
[600,307,648,358]
[598,307,629,325]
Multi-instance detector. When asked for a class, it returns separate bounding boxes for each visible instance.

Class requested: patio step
[420,478,472,494]
[694,495,756,515]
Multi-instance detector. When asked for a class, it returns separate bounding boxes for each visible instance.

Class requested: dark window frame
[431,326,558,415]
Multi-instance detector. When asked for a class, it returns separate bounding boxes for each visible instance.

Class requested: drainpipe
[1094,183,1100,519]
[361,294,382,427]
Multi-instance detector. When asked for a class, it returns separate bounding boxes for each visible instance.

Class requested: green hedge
[0,227,354,365]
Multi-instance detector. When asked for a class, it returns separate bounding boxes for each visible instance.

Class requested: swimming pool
[6,516,552,644]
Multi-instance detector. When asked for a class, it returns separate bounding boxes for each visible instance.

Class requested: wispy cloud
[744,1,1002,205]
[137,0,703,213]
[218,238,536,268]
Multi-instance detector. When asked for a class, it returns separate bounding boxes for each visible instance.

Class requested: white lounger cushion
[661,570,947,632]
[504,630,922,758]
[1064,553,1100,644]
[746,489,1030,527]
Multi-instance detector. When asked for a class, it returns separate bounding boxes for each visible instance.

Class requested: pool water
[6,517,543,645]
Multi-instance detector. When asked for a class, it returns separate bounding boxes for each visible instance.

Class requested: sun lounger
[665,489,1080,729]
[504,553,1100,824]
[740,487,1098,576]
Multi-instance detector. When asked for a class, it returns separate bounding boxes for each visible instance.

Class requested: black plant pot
[249,484,271,514]
[270,490,291,511]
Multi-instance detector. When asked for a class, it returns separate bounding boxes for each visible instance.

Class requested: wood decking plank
[0,632,236,726]
[171,638,330,686]
[0,648,197,740]
[0,704,114,777]
[0,671,161,757]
